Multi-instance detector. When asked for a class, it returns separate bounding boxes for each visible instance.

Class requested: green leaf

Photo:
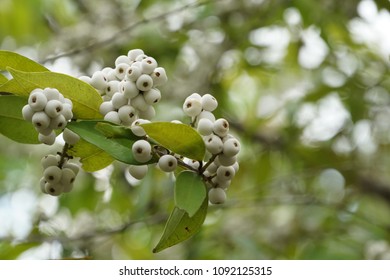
[153,198,208,253]
[8,68,102,119]
[141,122,205,161]
[0,95,39,144]
[67,120,149,165]
[175,171,206,217]
[0,78,25,95]
[68,139,114,172]
[0,73,8,85]
[0,50,49,72]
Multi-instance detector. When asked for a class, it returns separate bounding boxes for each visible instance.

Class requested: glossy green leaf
[8,68,102,119]
[68,139,114,172]
[175,171,206,217]
[141,122,205,161]
[67,120,148,165]
[0,95,39,144]
[153,198,208,253]
[0,50,49,72]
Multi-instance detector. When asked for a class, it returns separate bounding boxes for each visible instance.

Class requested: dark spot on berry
[143,82,149,87]
[136,148,143,153]
[48,175,54,181]
[32,96,37,102]
[49,188,55,193]
[223,121,228,128]
[186,102,192,108]
[56,106,61,112]
[225,171,231,176]
[36,122,42,127]
[155,72,160,77]
[119,68,124,73]
[129,113,134,118]
[147,60,152,64]
[168,161,173,167]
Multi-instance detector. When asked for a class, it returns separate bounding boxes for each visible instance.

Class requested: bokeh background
[1,0,390,259]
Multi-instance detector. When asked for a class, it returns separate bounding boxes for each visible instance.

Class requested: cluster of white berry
[79,49,168,125]
[22,88,74,145]
[39,154,80,196]
[183,93,240,204]
[127,92,240,205]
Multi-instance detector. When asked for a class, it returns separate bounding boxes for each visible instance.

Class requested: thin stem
[41,0,222,63]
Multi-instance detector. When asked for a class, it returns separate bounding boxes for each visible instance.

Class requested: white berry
[28,90,47,111]
[213,118,229,137]
[63,128,80,145]
[158,154,178,172]
[136,74,153,91]
[201,94,218,111]
[183,97,202,117]
[128,165,149,180]
[208,188,226,204]
[132,140,152,163]
[43,165,62,184]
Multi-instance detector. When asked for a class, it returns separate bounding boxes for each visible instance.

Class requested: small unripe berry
[43,165,62,184]
[208,187,226,204]
[201,94,218,111]
[128,165,148,180]
[132,140,152,163]
[158,154,178,172]
[136,74,153,91]
[213,118,229,137]
[63,128,80,145]
[45,99,63,118]
[32,111,51,129]
[28,90,47,111]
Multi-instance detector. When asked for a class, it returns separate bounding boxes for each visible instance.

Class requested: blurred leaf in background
[1,0,390,260]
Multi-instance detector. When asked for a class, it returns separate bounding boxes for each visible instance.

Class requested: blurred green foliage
[1,0,390,259]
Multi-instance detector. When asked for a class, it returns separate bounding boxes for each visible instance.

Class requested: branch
[41,0,222,64]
